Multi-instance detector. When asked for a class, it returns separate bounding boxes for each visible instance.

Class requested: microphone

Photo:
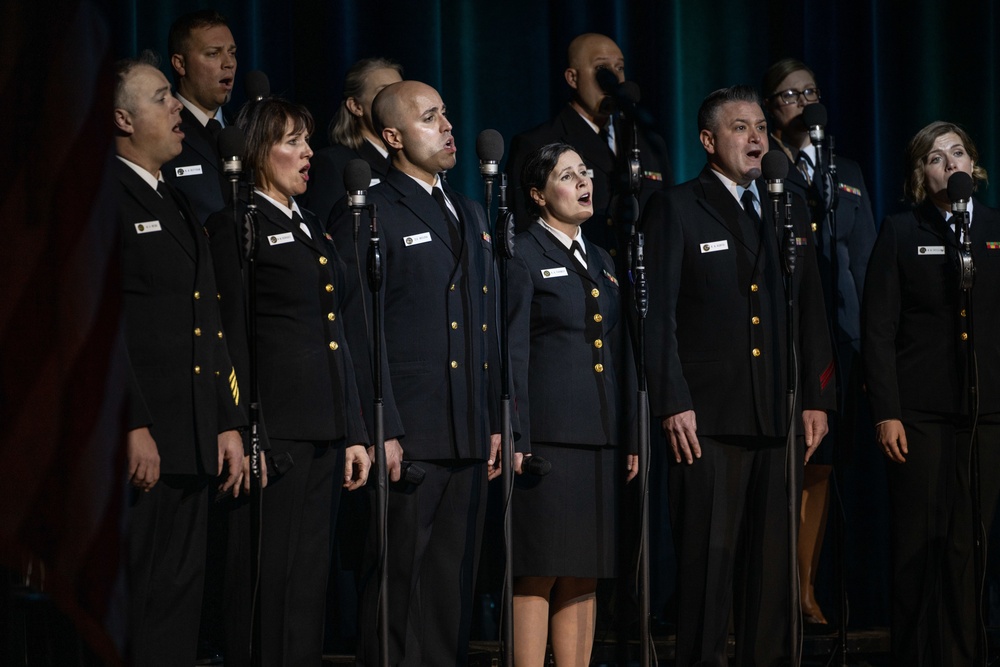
[763,149,795,276]
[948,171,974,214]
[949,171,975,289]
[762,150,788,205]
[244,70,270,102]
[522,455,552,476]
[596,67,620,95]
[476,129,504,210]
[344,158,371,241]
[217,126,245,183]
[802,103,827,147]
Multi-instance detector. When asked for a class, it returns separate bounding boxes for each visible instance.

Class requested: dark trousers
[225,439,341,667]
[887,413,1000,667]
[669,435,791,667]
[126,474,210,667]
[356,460,487,667]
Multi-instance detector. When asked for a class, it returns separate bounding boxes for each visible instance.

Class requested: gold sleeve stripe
[229,368,240,405]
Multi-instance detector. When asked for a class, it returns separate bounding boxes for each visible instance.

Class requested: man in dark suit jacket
[162,10,237,225]
[328,80,499,667]
[505,33,671,271]
[642,85,836,666]
[113,55,244,667]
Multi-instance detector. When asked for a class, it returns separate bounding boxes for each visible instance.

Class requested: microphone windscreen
[523,456,552,476]
[476,129,504,162]
[244,70,270,100]
[802,102,827,128]
[344,159,372,192]
[947,171,974,202]
[217,126,246,158]
[762,150,789,181]
[595,67,619,95]
[619,81,641,105]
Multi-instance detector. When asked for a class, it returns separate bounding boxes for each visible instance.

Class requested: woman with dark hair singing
[508,142,637,666]
[206,97,370,666]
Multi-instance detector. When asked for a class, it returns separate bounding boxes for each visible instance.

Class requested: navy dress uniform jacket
[163,107,228,227]
[506,104,672,258]
[205,197,368,446]
[117,159,244,476]
[772,138,877,348]
[642,165,836,434]
[863,199,1000,421]
[507,223,636,453]
[328,167,498,461]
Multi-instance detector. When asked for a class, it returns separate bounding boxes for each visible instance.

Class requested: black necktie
[741,189,762,230]
[796,150,813,185]
[570,239,588,269]
[206,118,222,138]
[291,210,312,239]
[431,186,463,248]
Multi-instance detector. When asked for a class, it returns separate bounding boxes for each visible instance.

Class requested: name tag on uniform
[134,220,161,234]
[267,232,295,246]
[173,164,203,177]
[700,240,728,253]
[404,232,432,246]
[917,245,945,255]
[541,267,569,278]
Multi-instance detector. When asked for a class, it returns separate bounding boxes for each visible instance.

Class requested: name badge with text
[134,221,161,234]
[917,245,945,256]
[700,240,729,253]
[174,165,203,177]
[404,232,432,246]
[267,232,295,246]
[541,267,569,278]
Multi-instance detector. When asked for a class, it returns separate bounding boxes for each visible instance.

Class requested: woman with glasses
[862,120,1000,666]
[761,58,878,626]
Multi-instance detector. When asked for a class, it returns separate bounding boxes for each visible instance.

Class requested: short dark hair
[521,142,579,217]
[761,58,814,100]
[235,97,315,189]
[697,85,760,134]
[114,50,161,112]
[168,10,229,61]
[903,121,988,205]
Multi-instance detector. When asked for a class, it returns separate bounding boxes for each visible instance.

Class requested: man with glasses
[761,58,878,627]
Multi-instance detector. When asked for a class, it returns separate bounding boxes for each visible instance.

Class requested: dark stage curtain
[104,0,1000,633]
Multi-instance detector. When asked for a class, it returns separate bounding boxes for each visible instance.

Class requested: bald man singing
[328,80,500,666]
[506,32,672,272]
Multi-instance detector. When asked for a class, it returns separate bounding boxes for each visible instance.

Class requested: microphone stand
[779,190,802,667]
[365,203,391,667]
[241,175,264,667]
[488,172,515,667]
[820,135,852,667]
[617,102,652,666]
[631,232,652,667]
[956,210,985,666]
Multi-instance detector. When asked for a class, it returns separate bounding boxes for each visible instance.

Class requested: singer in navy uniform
[113,54,245,667]
[162,10,237,225]
[641,85,835,667]
[761,57,879,625]
[204,97,371,666]
[328,80,500,667]
[505,33,671,271]
[507,142,638,667]
[300,57,402,225]
[862,121,1000,667]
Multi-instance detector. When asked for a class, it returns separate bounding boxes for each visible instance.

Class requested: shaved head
[564,33,624,125]
[567,33,621,69]
[372,80,456,184]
